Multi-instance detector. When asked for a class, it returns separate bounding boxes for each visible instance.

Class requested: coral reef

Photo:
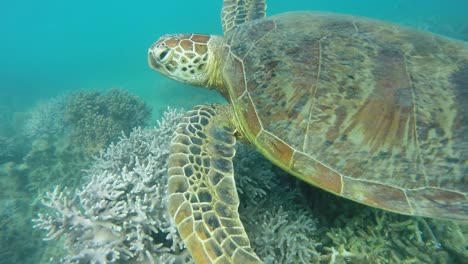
[34,109,189,263]
[64,88,151,154]
[297,181,468,264]
[0,89,153,264]
[0,105,25,137]
[23,95,68,140]
[23,136,89,193]
[20,95,71,187]
[0,197,44,264]
[20,89,152,194]
[33,108,467,264]
[234,146,322,263]
[0,136,15,163]
[322,210,439,263]
[233,145,279,205]
[243,203,321,263]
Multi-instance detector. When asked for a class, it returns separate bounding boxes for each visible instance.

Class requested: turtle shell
[221,12,467,220]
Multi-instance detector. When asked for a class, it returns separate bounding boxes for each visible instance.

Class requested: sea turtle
[148,0,467,263]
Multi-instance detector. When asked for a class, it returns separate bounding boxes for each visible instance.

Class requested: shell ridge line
[404,54,429,187]
[229,49,264,140]
[402,189,415,215]
[224,43,244,137]
[303,37,323,152]
[291,149,347,196]
[241,20,278,60]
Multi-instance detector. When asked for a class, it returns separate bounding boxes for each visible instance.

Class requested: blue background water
[1,0,467,119]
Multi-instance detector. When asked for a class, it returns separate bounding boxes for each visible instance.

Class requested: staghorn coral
[319,209,453,263]
[235,145,323,263]
[34,108,189,264]
[34,108,311,264]
[243,202,321,264]
[428,218,468,261]
[0,88,152,264]
[306,187,468,264]
[233,144,279,205]
[0,89,154,264]
[64,88,151,154]
[33,107,467,264]
[22,89,151,194]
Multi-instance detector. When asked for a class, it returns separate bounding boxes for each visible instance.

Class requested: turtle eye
[158,49,172,63]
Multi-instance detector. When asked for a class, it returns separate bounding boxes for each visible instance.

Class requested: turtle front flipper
[167,105,262,264]
[222,0,266,34]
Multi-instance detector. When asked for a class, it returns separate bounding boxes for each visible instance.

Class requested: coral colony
[33,108,467,264]
[34,109,188,263]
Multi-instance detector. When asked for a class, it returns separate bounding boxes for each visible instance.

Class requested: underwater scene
[1,0,467,263]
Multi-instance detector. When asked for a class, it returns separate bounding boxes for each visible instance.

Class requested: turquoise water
[1,1,467,263]
[1,0,467,114]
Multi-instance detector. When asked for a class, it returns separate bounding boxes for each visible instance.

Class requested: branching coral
[33,107,467,264]
[34,108,188,264]
[235,146,322,264]
[35,108,314,264]
[243,203,321,264]
[316,200,467,264]
[233,144,279,205]
[22,89,151,194]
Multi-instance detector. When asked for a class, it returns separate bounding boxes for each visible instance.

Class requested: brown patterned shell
[221,12,467,220]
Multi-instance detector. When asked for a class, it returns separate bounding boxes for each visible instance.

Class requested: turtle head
[148,34,224,88]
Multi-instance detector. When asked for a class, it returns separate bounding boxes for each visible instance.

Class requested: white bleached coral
[33,108,191,264]
[33,106,327,264]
